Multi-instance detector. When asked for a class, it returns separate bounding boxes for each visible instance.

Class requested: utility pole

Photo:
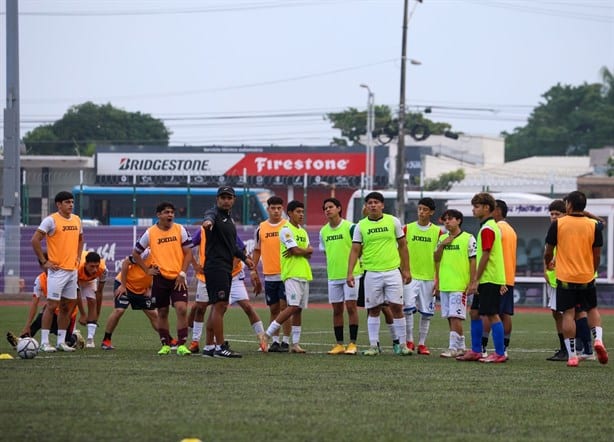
[395,0,410,223]
[2,0,22,293]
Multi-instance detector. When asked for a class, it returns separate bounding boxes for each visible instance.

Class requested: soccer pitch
[1,305,612,442]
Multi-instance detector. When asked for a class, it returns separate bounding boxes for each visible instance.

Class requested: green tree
[23,102,171,155]
[504,67,614,161]
[423,168,465,191]
[326,105,452,146]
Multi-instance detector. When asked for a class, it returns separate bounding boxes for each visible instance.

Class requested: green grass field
[0,305,612,442]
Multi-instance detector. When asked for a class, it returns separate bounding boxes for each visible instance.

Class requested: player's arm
[346,243,362,288]
[115,258,130,297]
[397,236,410,284]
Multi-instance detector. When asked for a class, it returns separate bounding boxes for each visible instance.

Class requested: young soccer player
[434,209,476,358]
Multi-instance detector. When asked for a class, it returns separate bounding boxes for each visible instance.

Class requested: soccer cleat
[176,344,191,356]
[456,350,481,361]
[73,330,85,349]
[188,341,200,354]
[417,344,431,355]
[480,353,506,363]
[39,343,57,353]
[202,348,215,358]
[393,343,401,355]
[157,344,171,355]
[169,338,179,351]
[6,331,19,349]
[398,344,413,356]
[344,343,358,355]
[567,356,579,367]
[57,342,76,352]
[101,339,115,350]
[546,349,568,361]
[257,333,268,353]
[280,342,290,353]
[291,344,306,354]
[268,341,282,352]
[579,352,596,361]
[86,338,95,349]
[594,340,608,365]
[214,345,242,358]
[406,341,415,351]
[328,344,346,355]
[440,349,459,358]
[362,346,380,356]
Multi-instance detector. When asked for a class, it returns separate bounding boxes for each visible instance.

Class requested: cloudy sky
[2,0,613,146]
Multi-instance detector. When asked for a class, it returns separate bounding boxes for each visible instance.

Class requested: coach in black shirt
[202,186,254,358]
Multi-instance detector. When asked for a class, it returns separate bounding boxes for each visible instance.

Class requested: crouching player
[100,249,159,350]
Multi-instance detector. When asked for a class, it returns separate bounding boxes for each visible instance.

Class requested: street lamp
[395,0,422,224]
[360,84,375,191]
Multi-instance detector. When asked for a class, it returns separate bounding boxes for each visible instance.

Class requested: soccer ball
[16,337,39,359]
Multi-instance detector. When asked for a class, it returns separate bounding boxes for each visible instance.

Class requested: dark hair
[287,200,304,212]
[156,201,176,214]
[418,197,436,211]
[495,199,508,218]
[267,196,284,206]
[471,192,495,212]
[565,190,586,212]
[548,199,566,213]
[440,209,463,225]
[55,191,74,203]
[364,191,384,203]
[322,197,342,216]
[85,251,101,263]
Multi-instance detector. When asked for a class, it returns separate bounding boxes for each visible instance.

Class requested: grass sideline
[0,306,612,442]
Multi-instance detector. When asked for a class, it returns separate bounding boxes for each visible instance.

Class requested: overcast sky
[1,0,613,147]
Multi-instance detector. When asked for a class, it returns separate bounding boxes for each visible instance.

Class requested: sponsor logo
[325,234,344,241]
[264,232,279,238]
[411,235,432,242]
[254,157,349,173]
[157,236,178,245]
[444,244,460,250]
[367,226,389,234]
[118,158,210,173]
[62,225,79,231]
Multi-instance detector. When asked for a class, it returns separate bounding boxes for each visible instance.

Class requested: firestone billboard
[96,145,391,187]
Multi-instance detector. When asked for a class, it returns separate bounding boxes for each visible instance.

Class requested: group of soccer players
[7,188,609,366]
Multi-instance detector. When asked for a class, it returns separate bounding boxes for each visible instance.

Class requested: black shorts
[264,280,286,306]
[113,280,155,310]
[499,285,514,315]
[151,274,188,308]
[204,270,232,304]
[556,279,595,313]
[477,283,503,316]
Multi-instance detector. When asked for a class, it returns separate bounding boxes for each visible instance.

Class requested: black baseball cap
[217,186,236,197]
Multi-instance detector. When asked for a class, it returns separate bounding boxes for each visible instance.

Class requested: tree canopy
[326,105,452,146]
[504,67,614,161]
[23,102,171,155]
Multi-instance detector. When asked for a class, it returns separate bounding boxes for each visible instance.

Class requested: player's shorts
[363,269,403,309]
[284,278,310,308]
[499,285,514,316]
[440,291,468,320]
[556,279,594,313]
[230,275,250,305]
[113,280,155,310]
[46,268,78,301]
[152,274,188,308]
[403,279,435,316]
[477,283,502,316]
[328,278,359,304]
[546,284,557,311]
[79,278,98,300]
[195,280,210,304]
[264,279,286,306]
[204,270,232,304]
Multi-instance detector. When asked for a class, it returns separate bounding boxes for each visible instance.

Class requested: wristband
[178,271,187,278]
